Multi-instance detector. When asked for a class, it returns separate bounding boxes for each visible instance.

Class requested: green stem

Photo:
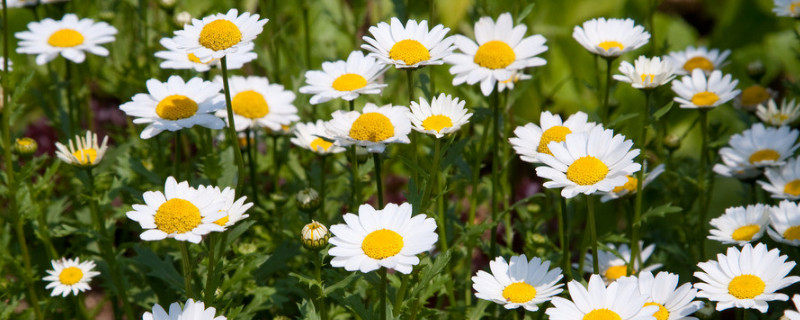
[15,220,43,320]
[697,109,710,260]
[420,138,442,215]
[220,57,247,196]
[393,275,409,314]
[319,155,327,220]
[349,101,360,211]
[489,90,500,257]
[173,130,181,179]
[66,59,75,135]
[557,191,572,281]
[379,268,388,320]
[586,194,599,274]
[272,135,281,193]
[629,90,651,274]
[601,57,615,124]
[179,241,194,299]
[302,0,312,68]
[407,69,419,184]
[204,233,217,305]
[246,128,259,207]
[465,121,490,306]
[315,250,327,320]
[373,153,384,208]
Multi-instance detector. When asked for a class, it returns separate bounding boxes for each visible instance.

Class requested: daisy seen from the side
[773,0,800,18]
[408,93,471,138]
[767,200,800,246]
[614,55,676,89]
[600,163,665,203]
[717,123,799,170]
[144,299,226,320]
[708,204,770,245]
[580,242,662,283]
[54,131,109,167]
[497,71,531,92]
[299,50,388,105]
[196,185,252,228]
[361,17,455,69]
[174,9,267,62]
[155,36,257,72]
[472,254,563,311]
[509,111,596,164]
[671,69,740,109]
[545,274,658,320]
[756,98,800,126]
[760,157,800,200]
[43,257,100,297]
[735,84,774,111]
[326,103,411,153]
[15,13,117,65]
[213,75,298,132]
[290,120,346,155]
[619,271,705,320]
[572,17,650,58]
[665,46,730,75]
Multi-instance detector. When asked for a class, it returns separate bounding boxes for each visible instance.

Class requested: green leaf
[323,272,359,296]
[653,101,674,121]
[607,113,639,128]
[467,300,491,320]
[130,245,184,292]
[635,203,682,227]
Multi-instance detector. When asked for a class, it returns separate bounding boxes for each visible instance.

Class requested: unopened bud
[174,11,192,27]
[296,188,320,212]
[158,0,176,9]
[98,11,115,22]
[302,220,329,250]
[663,134,680,151]
[747,60,765,82]
[14,137,37,155]
[271,192,288,205]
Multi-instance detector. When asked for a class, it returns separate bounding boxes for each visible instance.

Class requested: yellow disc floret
[683,56,714,72]
[731,224,760,241]
[156,95,199,120]
[422,115,453,133]
[361,229,404,259]
[748,149,780,164]
[537,126,572,155]
[644,302,669,320]
[474,40,516,70]
[740,85,770,106]
[783,225,800,241]
[232,90,270,119]
[389,39,431,66]
[603,265,628,281]
[566,156,609,186]
[59,266,84,285]
[310,137,334,152]
[598,41,624,52]
[583,308,622,320]
[154,198,202,234]
[198,19,242,51]
[72,148,98,165]
[349,112,395,142]
[332,73,368,91]
[48,29,85,48]
[727,274,765,299]
[691,91,720,107]
[502,282,537,304]
[612,176,638,193]
[214,215,229,227]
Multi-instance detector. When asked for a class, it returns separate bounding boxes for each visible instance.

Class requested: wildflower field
[4,0,800,319]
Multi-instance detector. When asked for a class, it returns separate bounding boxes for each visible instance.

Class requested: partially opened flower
[694,243,800,313]
[717,123,799,170]
[213,75,298,132]
[174,9,267,62]
[600,163,665,203]
[572,18,650,58]
[497,71,531,92]
[472,254,563,311]
[580,242,662,283]
[509,111,596,164]
[325,103,411,153]
[361,17,455,69]
[767,200,800,246]
[614,56,676,89]
[620,271,705,320]
[119,76,225,139]
[290,120,346,154]
[196,185,252,228]
[445,12,548,96]
[144,299,226,320]
[299,51,388,105]
[43,257,100,297]
[773,0,800,18]
[55,131,109,167]
[756,98,800,126]
[708,204,770,245]
[15,13,117,65]
[155,36,257,72]
[408,93,471,138]
[328,202,437,274]
[760,157,800,200]
[546,274,658,320]
[665,46,730,75]
[672,69,740,109]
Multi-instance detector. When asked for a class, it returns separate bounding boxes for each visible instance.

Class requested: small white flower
[196,185,252,228]
[756,98,800,126]
[299,51,388,105]
[717,123,799,170]
[408,93,472,138]
[579,242,662,283]
[325,103,411,153]
[15,13,117,65]
[618,271,705,320]
[143,299,226,320]
[600,163,665,203]
[55,131,109,167]
[664,46,730,75]
[155,36,257,72]
[509,111,596,164]
[759,157,800,200]
[361,17,455,69]
[213,75,298,132]
[290,120,346,155]
[671,69,740,109]
[708,204,770,245]
[713,155,762,180]
[572,17,650,58]
[43,257,100,297]
[767,200,800,246]
[546,274,658,320]
[614,56,676,89]
[472,254,563,311]
[174,9,267,62]
[497,71,531,92]
[773,0,800,18]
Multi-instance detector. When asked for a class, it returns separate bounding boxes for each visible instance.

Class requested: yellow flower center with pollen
[785,180,800,197]
[389,39,431,66]
[640,74,656,83]
[332,73,368,92]
[214,215,229,226]
[598,41,624,52]
[156,95,199,120]
[59,266,84,285]
[72,148,98,165]
[583,308,622,320]
[502,282,536,303]
[792,2,800,15]
[683,56,714,72]
[422,115,453,133]
[691,91,720,107]
[474,40,516,70]
[748,149,780,164]
[604,265,629,281]
[612,176,638,193]
[232,90,270,119]
[537,126,572,155]
[154,198,202,234]
[731,224,760,241]
[741,85,770,106]
[48,29,85,48]
[198,19,242,51]
[644,302,669,320]
[349,112,394,142]
[784,225,800,241]
[361,229,404,259]
[728,274,765,299]
[566,156,609,186]
[310,137,333,152]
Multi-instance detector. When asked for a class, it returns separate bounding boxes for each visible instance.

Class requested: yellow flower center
[683,56,714,72]
[740,85,770,106]
[17,138,34,147]
[187,53,216,64]
[785,180,800,196]
[640,74,656,83]
[612,175,638,193]
[748,149,780,164]
[583,309,622,320]
[349,112,394,142]
[72,148,98,165]
[502,282,537,303]
[731,224,760,241]
[727,274,765,299]
[310,137,333,152]
[232,90,270,119]
[537,126,572,155]
[566,156,609,186]
[691,91,720,107]
[604,265,629,281]
[214,215,229,226]
[792,2,800,15]
[361,229,404,259]
[389,39,431,66]
[422,115,453,133]
[332,73,368,91]
[644,302,669,320]
[783,225,800,241]
[48,29,85,48]
[154,198,202,234]
[156,95,199,120]
[59,266,84,285]
[474,40,516,70]
[198,19,242,51]
[598,41,624,52]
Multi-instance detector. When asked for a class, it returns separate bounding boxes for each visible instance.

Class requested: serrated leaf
[323,272,359,296]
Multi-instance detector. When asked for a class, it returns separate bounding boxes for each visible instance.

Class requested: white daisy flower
[325,103,411,153]
[760,157,800,200]
[43,257,100,297]
[712,151,762,180]
[619,271,705,320]
[572,18,650,58]
[545,274,658,320]
[173,9,267,62]
[213,75,298,132]
[119,76,225,139]
[196,185,252,228]
[767,200,800,246]
[614,56,676,89]
[734,85,775,112]
[773,0,800,18]
[290,120,346,155]
[471,254,563,311]
[143,299,226,320]
[580,242,662,283]
[2,0,68,7]
[671,69,740,109]
[126,176,226,243]
[497,71,531,92]
[327,202,437,274]
[694,243,800,313]
[509,111,597,164]
[708,204,770,245]
[786,294,800,320]
[361,17,455,69]
[408,93,472,138]
[15,13,117,65]
[445,12,548,96]
[535,126,641,198]
[664,46,730,75]
[717,123,799,171]
[155,36,257,72]
[600,163,665,203]
[299,50,388,105]
[54,131,109,167]
[756,98,800,126]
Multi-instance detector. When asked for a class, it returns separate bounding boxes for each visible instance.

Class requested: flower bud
[174,11,192,27]
[296,188,320,212]
[158,0,176,9]
[302,220,329,250]
[663,134,680,151]
[747,60,765,82]
[14,137,38,155]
